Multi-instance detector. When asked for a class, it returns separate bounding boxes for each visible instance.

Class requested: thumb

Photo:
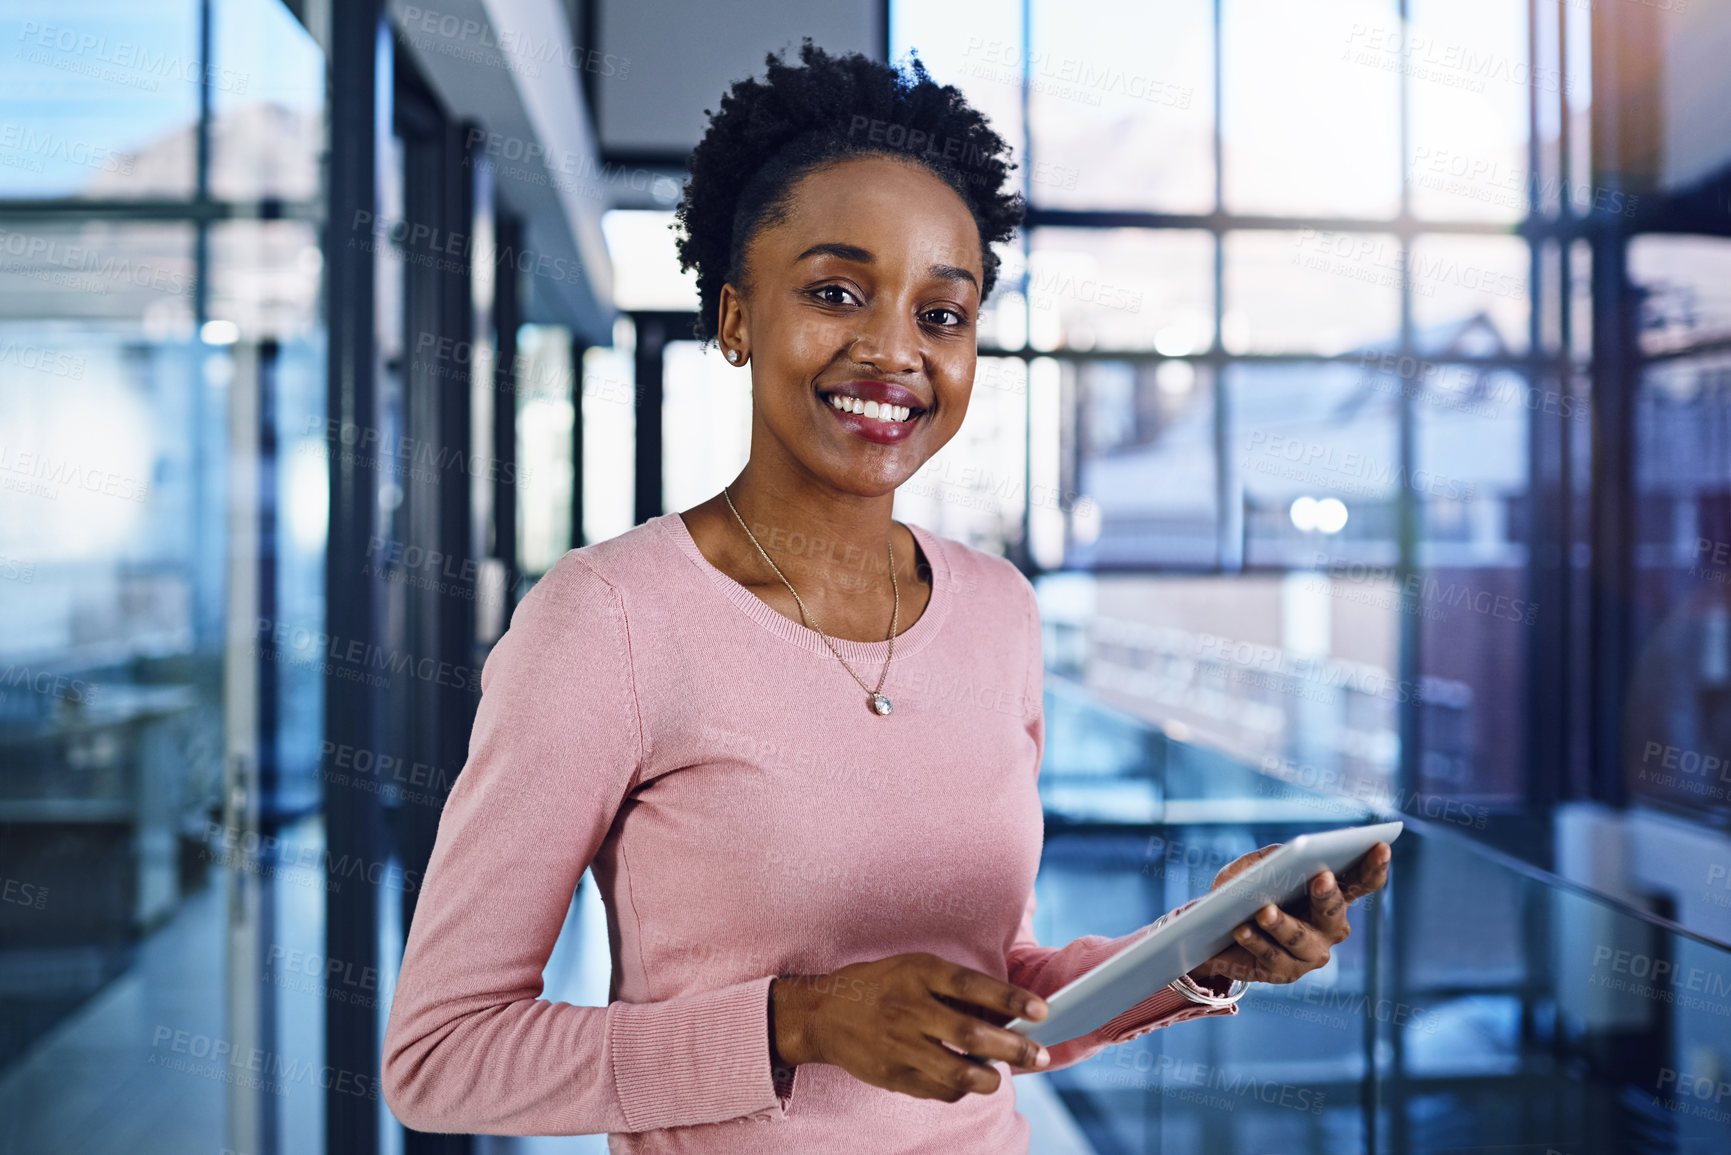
[1214,844,1282,888]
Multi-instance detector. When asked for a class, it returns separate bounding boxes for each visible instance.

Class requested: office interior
[1,0,1730,1152]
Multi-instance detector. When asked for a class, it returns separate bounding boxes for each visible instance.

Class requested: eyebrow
[794,242,978,293]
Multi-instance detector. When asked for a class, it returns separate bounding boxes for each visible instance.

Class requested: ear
[718,281,750,365]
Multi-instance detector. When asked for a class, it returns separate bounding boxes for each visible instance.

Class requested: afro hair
[671,37,1025,347]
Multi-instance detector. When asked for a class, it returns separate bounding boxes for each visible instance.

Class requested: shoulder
[912,524,1038,628]
[482,531,650,713]
[559,517,674,592]
[916,528,1044,718]
[500,520,670,650]
[513,518,676,625]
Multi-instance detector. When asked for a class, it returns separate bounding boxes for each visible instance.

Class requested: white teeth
[827,394,917,424]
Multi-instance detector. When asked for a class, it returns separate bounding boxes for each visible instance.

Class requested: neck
[720,465,909,593]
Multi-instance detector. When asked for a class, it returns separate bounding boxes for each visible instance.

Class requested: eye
[923,307,968,329]
[809,284,860,307]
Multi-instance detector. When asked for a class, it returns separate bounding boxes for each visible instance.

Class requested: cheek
[769,313,850,369]
[935,372,974,425]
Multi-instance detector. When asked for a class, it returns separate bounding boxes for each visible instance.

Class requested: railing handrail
[1043,670,1731,956]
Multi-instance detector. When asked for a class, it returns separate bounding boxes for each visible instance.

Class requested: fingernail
[1312,872,1333,895]
[1027,997,1048,1019]
[1257,904,1278,925]
[1034,1048,1051,1068]
[1236,926,1254,940]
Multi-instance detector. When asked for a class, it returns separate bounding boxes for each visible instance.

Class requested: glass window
[1627,352,1731,824]
[1222,0,1401,217]
[1409,234,1532,355]
[0,23,330,1131]
[1628,235,1731,359]
[1414,367,1530,802]
[1405,0,1533,223]
[209,0,324,202]
[1564,0,1591,199]
[1065,358,1218,568]
[1569,238,1592,363]
[1414,366,1531,569]
[896,355,1028,555]
[208,218,322,341]
[661,339,750,514]
[515,323,575,575]
[602,210,698,312]
[0,1,202,200]
[857,0,1731,1142]
[890,0,1025,181]
[977,236,1029,352]
[0,221,198,334]
[1024,227,1213,353]
[1224,230,1402,355]
[0,329,175,588]
[581,329,635,545]
[1028,0,1213,213]
[1230,362,1401,570]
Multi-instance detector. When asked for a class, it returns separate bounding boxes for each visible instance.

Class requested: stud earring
[727,349,740,363]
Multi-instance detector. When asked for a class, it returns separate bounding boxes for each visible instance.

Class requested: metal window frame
[967,0,1601,821]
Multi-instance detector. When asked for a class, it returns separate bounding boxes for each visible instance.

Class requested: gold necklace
[722,485,899,716]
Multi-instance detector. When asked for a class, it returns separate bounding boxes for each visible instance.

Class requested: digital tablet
[991,820,1403,1051]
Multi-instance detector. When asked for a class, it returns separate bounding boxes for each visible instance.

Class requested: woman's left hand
[1185,841,1392,988]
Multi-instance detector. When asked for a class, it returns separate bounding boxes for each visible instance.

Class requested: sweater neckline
[656,510,952,662]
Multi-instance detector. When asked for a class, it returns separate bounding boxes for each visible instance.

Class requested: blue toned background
[2,1,1729,1152]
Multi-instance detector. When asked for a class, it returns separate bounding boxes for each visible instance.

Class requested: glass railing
[1031,675,1731,1155]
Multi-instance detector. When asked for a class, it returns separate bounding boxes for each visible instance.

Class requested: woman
[381,38,1390,1152]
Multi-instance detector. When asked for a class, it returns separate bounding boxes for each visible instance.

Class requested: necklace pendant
[871,693,893,716]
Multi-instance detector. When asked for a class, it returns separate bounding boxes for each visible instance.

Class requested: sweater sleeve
[1002,575,1238,1073]
[1005,892,1240,1071]
[381,554,788,1136]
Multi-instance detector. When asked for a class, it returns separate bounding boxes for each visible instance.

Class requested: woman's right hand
[771,953,1053,1101]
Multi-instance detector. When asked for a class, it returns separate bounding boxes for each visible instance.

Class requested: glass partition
[1032,674,1731,1154]
[0,2,330,1151]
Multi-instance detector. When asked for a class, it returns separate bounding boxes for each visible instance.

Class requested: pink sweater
[381,511,1237,1152]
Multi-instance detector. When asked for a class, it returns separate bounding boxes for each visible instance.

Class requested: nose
[848,303,922,376]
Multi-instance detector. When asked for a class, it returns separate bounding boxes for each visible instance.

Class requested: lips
[816,380,929,425]
[817,381,928,444]
[822,392,920,425]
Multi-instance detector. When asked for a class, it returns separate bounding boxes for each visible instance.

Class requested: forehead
[762,153,983,277]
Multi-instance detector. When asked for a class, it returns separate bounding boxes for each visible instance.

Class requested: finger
[937,1007,1048,1072]
[1305,870,1350,938]
[935,992,1008,1027]
[1335,846,1380,898]
[1251,903,1332,966]
[926,1042,1004,1097]
[1338,843,1392,902]
[1231,918,1283,965]
[1231,920,1313,984]
[929,961,1049,1026]
[897,1062,977,1103]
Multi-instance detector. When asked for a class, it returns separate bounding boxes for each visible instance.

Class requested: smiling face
[717,152,984,497]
